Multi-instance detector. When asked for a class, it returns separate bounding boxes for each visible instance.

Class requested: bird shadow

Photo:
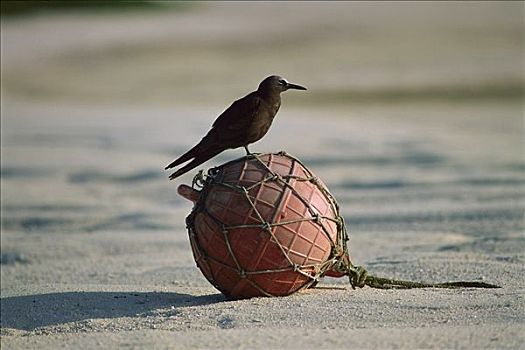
[0,291,224,331]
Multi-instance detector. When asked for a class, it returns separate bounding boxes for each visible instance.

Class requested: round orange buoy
[178,152,350,299]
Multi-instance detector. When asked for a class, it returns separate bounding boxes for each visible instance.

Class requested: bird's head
[258,75,307,95]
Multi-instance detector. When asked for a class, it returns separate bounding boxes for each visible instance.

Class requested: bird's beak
[286,82,307,91]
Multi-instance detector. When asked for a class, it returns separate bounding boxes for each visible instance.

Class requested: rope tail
[345,264,501,290]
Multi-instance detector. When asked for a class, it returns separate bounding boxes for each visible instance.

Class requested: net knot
[347,265,369,289]
[269,173,283,182]
[261,222,272,231]
[309,176,319,185]
[191,170,207,189]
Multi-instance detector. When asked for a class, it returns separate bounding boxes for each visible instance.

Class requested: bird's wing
[165,93,262,171]
[212,92,262,132]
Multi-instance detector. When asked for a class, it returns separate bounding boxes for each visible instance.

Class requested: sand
[1,2,524,349]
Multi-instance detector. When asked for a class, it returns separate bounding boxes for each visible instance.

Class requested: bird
[165,75,307,180]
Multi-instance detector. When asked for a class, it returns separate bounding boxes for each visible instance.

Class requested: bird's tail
[168,148,223,180]
[165,143,201,170]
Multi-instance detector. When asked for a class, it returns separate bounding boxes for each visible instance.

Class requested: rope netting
[185,152,499,297]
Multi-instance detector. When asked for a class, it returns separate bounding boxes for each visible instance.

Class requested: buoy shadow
[0,291,224,331]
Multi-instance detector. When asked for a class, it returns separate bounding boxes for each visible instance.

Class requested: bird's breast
[244,100,279,143]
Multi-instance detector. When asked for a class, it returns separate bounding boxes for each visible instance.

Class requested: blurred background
[1,1,523,264]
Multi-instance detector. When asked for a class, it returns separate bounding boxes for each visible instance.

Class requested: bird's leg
[244,146,251,155]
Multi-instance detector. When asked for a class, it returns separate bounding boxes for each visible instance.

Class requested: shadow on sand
[0,291,224,331]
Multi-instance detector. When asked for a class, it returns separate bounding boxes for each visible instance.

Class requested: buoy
[178,152,349,298]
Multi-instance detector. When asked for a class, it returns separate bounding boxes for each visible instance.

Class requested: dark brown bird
[165,75,307,180]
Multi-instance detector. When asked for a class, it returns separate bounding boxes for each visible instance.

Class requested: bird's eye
[279,80,286,85]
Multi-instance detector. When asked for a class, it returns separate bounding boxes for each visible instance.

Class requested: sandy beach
[1,2,524,349]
